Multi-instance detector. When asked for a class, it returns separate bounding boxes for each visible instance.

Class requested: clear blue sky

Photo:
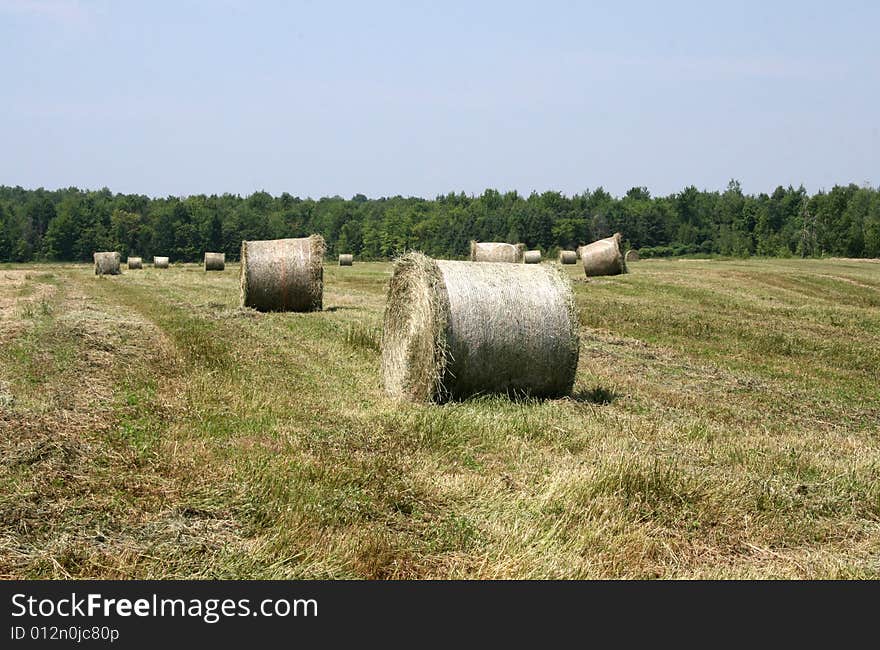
[1,0,878,199]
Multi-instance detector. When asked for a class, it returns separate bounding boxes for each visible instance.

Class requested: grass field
[1,257,878,578]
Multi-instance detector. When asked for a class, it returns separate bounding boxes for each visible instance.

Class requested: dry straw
[94,252,121,275]
[240,235,325,312]
[382,252,579,402]
[339,254,354,266]
[581,233,627,277]
[204,252,225,271]
[153,256,170,269]
[524,250,542,264]
[558,250,577,264]
[625,249,640,262]
[469,241,526,263]
[127,257,143,270]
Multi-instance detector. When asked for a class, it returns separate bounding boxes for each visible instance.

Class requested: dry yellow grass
[0,257,878,578]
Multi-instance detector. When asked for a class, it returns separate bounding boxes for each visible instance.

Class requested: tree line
[1,181,878,263]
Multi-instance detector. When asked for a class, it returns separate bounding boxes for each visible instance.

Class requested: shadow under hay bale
[469,241,525,263]
[382,252,579,402]
[204,252,225,271]
[94,252,121,275]
[625,249,640,262]
[581,233,627,277]
[558,250,577,264]
[240,235,324,312]
[339,254,354,266]
[524,250,542,264]
[127,257,143,270]
[153,256,170,269]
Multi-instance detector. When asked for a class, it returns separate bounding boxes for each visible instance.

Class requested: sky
[0,0,878,199]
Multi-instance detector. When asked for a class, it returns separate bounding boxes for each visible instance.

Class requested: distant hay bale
[581,233,627,277]
[127,256,143,270]
[524,250,542,264]
[153,256,170,269]
[94,252,121,275]
[339,254,354,266]
[625,249,640,262]
[382,252,579,402]
[204,252,225,271]
[469,241,525,263]
[558,250,577,264]
[240,235,324,312]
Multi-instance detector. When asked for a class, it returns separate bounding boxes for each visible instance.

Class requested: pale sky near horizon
[1,0,878,199]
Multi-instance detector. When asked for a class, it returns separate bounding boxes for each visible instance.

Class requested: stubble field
[0,257,878,578]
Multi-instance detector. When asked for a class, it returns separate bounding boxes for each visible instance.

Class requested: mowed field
[0,257,878,579]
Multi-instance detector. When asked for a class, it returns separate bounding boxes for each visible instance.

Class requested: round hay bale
[558,250,577,264]
[339,254,354,266]
[153,256,170,269]
[381,252,579,402]
[581,233,627,277]
[204,252,225,271]
[127,256,143,270]
[240,235,324,312]
[625,249,640,262]
[94,252,121,275]
[469,241,525,263]
[524,250,541,264]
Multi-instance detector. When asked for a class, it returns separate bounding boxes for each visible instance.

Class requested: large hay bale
[339,254,354,266]
[240,235,324,312]
[153,256,170,269]
[127,256,143,270]
[382,252,579,402]
[94,252,121,275]
[204,252,225,271]
[469,241,525,263]
[625,249,640,262]
[581,233,627,277]
[558,250,577,264]
[524,250,542,264]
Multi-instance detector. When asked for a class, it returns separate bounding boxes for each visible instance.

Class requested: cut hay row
[153,256,170,269]
[204,252,225,271]
[470,241,525,263]
[127,257,143,270]
[524,250,542,264]
[93,252,121,275]
[240,235,325,312]
[558,250,577,264]
[581,233,627,277]
[381,252,579,402]
[339,254,354,266]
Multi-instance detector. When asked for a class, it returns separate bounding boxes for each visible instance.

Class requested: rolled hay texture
[559,250,578,264]
[524,250,542,264]
[153,256,170,269]
[204,252,226,271]
[382,252,579,402]
[625,249,640,262]
[94,252,121,275]
[339,254,354,266]
[127,256,143,270]
[240,235,324,312]
[581,233,627,277]
[469,241,525,263]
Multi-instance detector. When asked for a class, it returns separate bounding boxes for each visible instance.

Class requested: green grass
[0,257,879,578]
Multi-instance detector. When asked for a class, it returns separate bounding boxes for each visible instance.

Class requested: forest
[0,181,878,263]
